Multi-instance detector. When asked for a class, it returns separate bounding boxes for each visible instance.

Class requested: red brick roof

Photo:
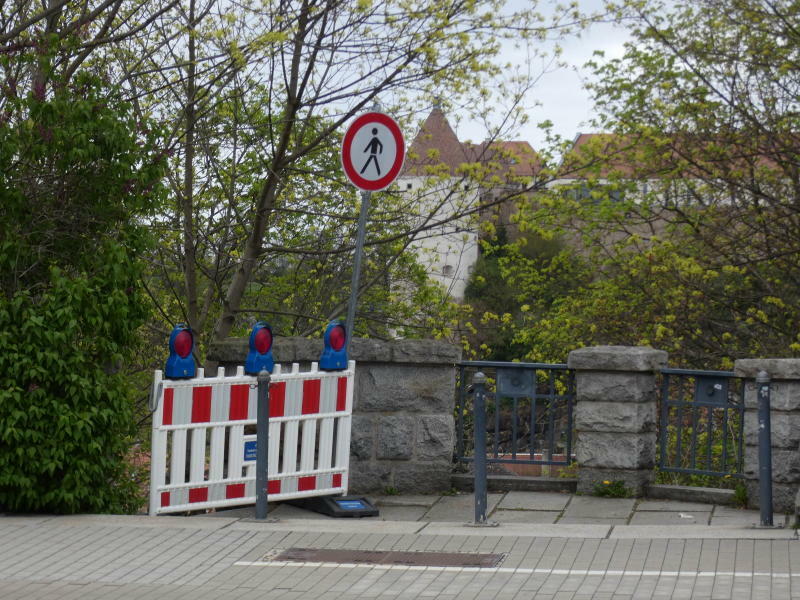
[402,108,540,178]
[467,140,540,178]
[558,132,788,179]
[403,108,472,175]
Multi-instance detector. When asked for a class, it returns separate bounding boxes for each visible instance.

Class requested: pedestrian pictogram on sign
[341,112,405,191]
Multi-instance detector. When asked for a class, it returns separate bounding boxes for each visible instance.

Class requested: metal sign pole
[345,189,370,353]
[757,370,773,526]
[472,372,488,524]
[255,369,271,520]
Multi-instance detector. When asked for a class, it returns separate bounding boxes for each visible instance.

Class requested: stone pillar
[568,346,667,496]
[734,359,800,513]
[208,337,460,495]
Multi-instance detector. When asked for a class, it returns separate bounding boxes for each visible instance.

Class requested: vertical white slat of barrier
[149,371,167,515]
[171,382,193,490]
[188,372,207,485]
[334,364,355,490]
[228,423,244,481]
[240,362,257,483]
[189,426,207,484]
[209,368,226,484]
[228,371,249,482]
[317,374,335,474]
[246,365,258,419]
[299,368,319,475]
[170,430,187,489]
[268,364,282,479]
[282,372,300,477]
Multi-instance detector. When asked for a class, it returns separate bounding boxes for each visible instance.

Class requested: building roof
[403,107,473,176]
[557,133,640,179]
[402,108,540,179]
[557,131,789,180]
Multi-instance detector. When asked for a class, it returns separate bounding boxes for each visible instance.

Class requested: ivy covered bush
[0,69,165,513]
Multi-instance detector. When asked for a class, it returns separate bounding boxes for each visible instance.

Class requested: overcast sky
[454,0,632,150]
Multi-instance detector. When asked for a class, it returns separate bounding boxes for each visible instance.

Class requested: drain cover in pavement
[273,548,505,568]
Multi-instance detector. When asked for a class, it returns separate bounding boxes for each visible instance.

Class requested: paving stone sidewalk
[1,491,797,600]
[215,490,792,529]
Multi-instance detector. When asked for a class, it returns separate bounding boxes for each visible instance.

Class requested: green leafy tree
[107,0,592,356]
[462,224,587,362]
[0,71,165,513]
[498,0,800,368]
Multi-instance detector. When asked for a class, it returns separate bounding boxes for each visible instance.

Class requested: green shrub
[0,70,164,513]
[0,264,146,513]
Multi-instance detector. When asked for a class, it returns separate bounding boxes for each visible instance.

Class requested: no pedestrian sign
[341,111,405,191]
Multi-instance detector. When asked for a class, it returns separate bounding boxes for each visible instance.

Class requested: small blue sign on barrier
[243,440,257,462]
[336,499,368,510]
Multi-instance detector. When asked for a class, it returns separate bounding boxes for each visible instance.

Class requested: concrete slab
[370,495,439,507]
[364,506,428,521]
[710,513,787,527]
[713,506,762,518]
[610,525,797,539]
[645,483,734,505]
[229,518,425,535]
[490,509,561,524]
[635,500,713,512]
[48,514,238,529]
[419,522,612,538]
[561,496,636,519]
[629,511,711,525]
[557,517,629,525]
[420,493,503,521]
[497,491,570,511]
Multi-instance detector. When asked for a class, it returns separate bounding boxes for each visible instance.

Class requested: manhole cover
[273,548,504,568]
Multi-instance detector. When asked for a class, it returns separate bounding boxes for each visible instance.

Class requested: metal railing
[455,361,575,473]
[658,368,745,479]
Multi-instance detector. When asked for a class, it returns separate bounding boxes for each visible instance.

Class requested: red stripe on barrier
[267,480,281,494]
[189,487,209,503]
[161,491,170,507]
[226,483,245,499]
[192,386,212,423]
[298,476,316,491]
[162,388,174,426]
[269,381,285,417]
[302,379,321,414]
[229,384,249,420]
[336,377,347,411]
[332,474,342,488]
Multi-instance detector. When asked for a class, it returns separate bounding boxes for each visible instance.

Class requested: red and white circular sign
[341,111,405,191]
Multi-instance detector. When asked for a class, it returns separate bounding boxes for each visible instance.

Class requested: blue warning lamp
[245,321,274,375]
[319,320,348,371]
[165,323,196,379]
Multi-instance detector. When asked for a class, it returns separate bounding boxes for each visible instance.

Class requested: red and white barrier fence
[149,361,354,515]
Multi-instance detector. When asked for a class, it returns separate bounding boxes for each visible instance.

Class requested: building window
[406,183,413,190]
[442,265,454,277]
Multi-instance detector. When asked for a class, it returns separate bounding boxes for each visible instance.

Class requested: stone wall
[207,337,460,494]
[568,348,800,510]
[568,346,667,496]
[735,359,800,513]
